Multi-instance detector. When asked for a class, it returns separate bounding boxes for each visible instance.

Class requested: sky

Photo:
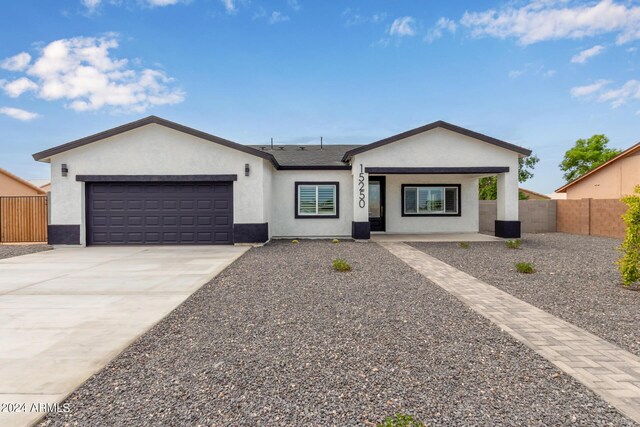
[0,0,639,194]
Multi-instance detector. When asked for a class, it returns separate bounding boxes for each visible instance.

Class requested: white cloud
[1,35,184,113]
[571,45,605,63]
[2,77,38,98]
[628,47,638,53]
[425,17,457,43]
[509,69,525,79]
[598,80,640,107]
[0,107,39,121]
[570,79,611,97]
[269,11,289,24]
[544,69,556,77]
[389,16,416,37]
[287,0,300,12]
[1,52,31,71]
[81,0,101,12]
[221,0,235,14]
[461,0,640,45]
[147,0,182,5]
[342,9,386,27]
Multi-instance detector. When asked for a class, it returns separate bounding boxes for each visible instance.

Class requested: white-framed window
[296,182,339,218]
[403,185,459,216]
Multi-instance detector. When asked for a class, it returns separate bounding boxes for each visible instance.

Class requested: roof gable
[342,120,532,161]
[0,168,46,194]
[556,141,640,193]
[32,116,279,167]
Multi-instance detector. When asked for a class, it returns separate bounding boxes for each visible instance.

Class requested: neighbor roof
[555,142,640,193]
[0,168,46,194]
[32,116,280,167]
[248,144,360,169]
[342,120,532,161]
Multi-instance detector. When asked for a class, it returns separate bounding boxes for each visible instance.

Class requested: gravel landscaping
[0,244,51,260]
[411,233,640,357]
[41,240,634,426]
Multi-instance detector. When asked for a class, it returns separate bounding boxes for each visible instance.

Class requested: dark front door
[86,181,233,245]
[368,176,385,232]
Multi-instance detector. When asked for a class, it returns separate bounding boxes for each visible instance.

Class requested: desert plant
[377,413,424,427]
[459,241,470,249]
[291,239,299,244]
[505,239,522,249]
[515,262,535,274]
[332,239,340,244]
[332,258,351,272]
[618,185,640,286]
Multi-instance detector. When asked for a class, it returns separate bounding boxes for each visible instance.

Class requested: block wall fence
[479,199,627,238]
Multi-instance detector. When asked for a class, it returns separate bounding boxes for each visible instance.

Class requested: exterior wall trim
[76,174,238,182]
[366,167,509,174]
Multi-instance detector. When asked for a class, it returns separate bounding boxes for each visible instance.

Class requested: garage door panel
[87,182,233,245]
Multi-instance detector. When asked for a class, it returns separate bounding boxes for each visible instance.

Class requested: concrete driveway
[0,245,248,427]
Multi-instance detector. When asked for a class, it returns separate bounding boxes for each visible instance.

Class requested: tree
[618,185,640,286]
[478,154,540,200]
[560,134,621,182]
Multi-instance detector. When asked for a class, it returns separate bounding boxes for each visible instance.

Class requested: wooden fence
[0,196,48,243]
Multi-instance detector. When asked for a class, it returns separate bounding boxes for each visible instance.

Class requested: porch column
[351,162,370,239]
[496,169,521,238]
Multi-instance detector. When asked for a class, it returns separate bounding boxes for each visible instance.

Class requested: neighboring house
[32,116,530,246]
[0,168,46,196]
[28,179,51,192]
[519,187,550,200]
[547,192,567,200]
[556,142,640,199]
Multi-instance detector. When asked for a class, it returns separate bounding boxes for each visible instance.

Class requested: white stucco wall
[351,127,521,231]
[48,124,271,245]
[270,170,353,238]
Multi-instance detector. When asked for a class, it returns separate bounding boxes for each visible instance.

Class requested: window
[295,182,339,218]
[402,185,460,216]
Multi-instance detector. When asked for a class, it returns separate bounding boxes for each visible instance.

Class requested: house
[0,168,46,196]
[556,142,640,199]
[32,116,531,245]
[519,187,550,200]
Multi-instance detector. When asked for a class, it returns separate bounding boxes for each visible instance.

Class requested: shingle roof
[248,144,360,168]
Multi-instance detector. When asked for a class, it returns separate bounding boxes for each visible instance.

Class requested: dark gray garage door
[86,182,233,245]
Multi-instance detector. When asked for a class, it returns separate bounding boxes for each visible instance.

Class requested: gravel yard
[41,240,634,426]
[411,233,640,357]
[0,244,51,259]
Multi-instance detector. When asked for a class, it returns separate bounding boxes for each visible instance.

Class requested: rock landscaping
[40,240,634,426]
[411,233,640,357]
[0,244,51,260]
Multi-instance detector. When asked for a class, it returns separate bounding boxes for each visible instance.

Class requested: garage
[86,181,234,245]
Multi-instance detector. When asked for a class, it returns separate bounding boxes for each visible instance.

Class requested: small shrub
[459,241,470,249]
[332,258,351,272]
[291,239,299,244]
[618,185,640,286]
[515,262,535,274]
[332,239,340,244]
[505,239,522,249]
[377,413,424,427]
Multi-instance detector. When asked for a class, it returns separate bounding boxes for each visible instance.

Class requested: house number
[358,164,366,208]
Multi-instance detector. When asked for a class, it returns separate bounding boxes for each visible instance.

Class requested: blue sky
[1,0,639,194]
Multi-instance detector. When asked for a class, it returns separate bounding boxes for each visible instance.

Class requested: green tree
[560,134,621,182]
[618,185,640,286]
[478,154,540,200]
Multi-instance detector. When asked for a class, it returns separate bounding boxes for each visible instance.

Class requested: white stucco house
[33,116,530,245]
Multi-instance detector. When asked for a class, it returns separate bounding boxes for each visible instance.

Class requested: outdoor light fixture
[245,163,250,177]
[61,164,68,177]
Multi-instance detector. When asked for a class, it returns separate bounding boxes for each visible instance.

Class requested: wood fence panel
[0,196,48,243]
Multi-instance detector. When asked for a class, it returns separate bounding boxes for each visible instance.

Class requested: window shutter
[317,185,336,214]
[404,187,417,213]
[299,186,317,214]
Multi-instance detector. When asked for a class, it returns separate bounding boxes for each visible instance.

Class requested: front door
[368,177,385,232]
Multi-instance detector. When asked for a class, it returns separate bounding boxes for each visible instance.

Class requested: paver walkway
[381,242,640,424]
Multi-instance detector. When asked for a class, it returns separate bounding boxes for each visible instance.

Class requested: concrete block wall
[556,198,627,238]
[479,200,557,233]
